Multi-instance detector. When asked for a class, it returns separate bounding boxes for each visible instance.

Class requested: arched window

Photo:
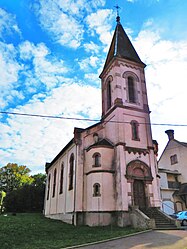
[69,154,74,190]
[52,169,57,198]
[107,80,112,110]
[47,174,51,200]
[131,120,140,141]
[59,163,64,194]
[93,183,101,197]
[128,76,136,103]
[92,153,101,167]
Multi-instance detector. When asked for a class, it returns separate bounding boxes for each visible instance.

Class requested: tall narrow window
[128,77,136,103]
[59,164,64,194]
[52,169,57,198]
[107,81,112,110]
[69,154,74,190]
[93,183,101,197]
[131,120,139,141]
[92,153,101,167]
[47,174,51,200]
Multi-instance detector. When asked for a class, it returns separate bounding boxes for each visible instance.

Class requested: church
[44,14,161,227]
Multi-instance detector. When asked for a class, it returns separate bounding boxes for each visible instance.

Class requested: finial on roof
[114,4,121,23]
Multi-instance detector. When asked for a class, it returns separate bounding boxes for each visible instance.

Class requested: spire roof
[102,17,145,72]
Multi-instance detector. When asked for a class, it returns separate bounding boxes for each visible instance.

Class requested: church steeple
[101,15,145,75]
[100,16,149,119]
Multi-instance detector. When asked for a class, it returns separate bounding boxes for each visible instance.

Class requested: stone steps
[141,208,178,229]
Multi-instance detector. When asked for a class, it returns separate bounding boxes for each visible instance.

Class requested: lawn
[0,213,144,249]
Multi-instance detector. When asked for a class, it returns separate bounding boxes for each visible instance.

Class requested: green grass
[0,213,144,249]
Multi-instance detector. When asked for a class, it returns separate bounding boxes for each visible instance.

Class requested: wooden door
[133,180,146,209]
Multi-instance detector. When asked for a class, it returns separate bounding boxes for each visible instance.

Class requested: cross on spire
[114,4,121,23]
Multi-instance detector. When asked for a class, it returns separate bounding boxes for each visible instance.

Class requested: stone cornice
[102,103,149,120]
[100,57,145,79]
[125,146,149,155]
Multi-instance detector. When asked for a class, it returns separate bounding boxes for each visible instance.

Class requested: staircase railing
[151,199,176,214]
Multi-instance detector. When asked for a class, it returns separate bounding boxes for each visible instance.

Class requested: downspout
[64,153,68,218]
[43,175,47,214]
[73,142,78,225]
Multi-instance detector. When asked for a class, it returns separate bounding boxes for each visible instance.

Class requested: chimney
[165,130,174,140]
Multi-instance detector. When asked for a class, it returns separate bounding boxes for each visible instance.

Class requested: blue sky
[0,0,187,174]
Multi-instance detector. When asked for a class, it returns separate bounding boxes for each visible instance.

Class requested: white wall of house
[159,172,168,189]
[158,132,187,214]
[159,140,187,183]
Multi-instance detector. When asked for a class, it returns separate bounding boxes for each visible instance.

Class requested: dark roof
[86,138,114,151]
[45,138,74,172]
[101,21,145,73]
[95,138,114,147]
[158,168,181,175]
[178,141,187,147]
[174,183,187,196]
[169,139,187,149]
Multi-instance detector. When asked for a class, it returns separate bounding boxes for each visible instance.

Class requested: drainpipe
[73,142,78,225]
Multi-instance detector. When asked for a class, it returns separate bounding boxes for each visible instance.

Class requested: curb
[64,229,153,249]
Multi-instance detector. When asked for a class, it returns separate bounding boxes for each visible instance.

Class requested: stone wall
[130,208,155,229]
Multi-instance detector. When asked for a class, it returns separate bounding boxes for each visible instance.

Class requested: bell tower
[100,15,148,119]
[99,14,160,212]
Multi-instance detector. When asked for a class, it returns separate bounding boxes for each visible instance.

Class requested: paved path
[79,230,187,249]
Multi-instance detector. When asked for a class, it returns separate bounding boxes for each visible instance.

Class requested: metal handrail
[152,199,175,213]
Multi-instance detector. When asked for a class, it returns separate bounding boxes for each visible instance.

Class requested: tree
[4,173,46,213]
[32,173,46,187]
[0,163,33,193]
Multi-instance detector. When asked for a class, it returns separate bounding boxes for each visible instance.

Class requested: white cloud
[0,8,21,39]
[0,82,101,173]
[78,56,99,70]
[19,41,49,59]
[0,42,21,85]
[133,26,187,156]
[34,0,106,49]
[34,0,83,48]
[19,41,68,89]
[134,29,187,110]
[0,7,24,99]
[57,0,105,16]
[0,38,68,110]
[0,42,23,108]
[85,73,100,84]
[83,41,100,54]
[86,9,114,49]
[126,0,159,3]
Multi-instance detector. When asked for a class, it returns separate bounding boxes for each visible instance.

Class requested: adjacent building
[44,15,161,227]
[158,130,187,215]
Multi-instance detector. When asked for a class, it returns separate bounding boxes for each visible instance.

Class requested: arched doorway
[133,180,146,209]
[126,160,153,209]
